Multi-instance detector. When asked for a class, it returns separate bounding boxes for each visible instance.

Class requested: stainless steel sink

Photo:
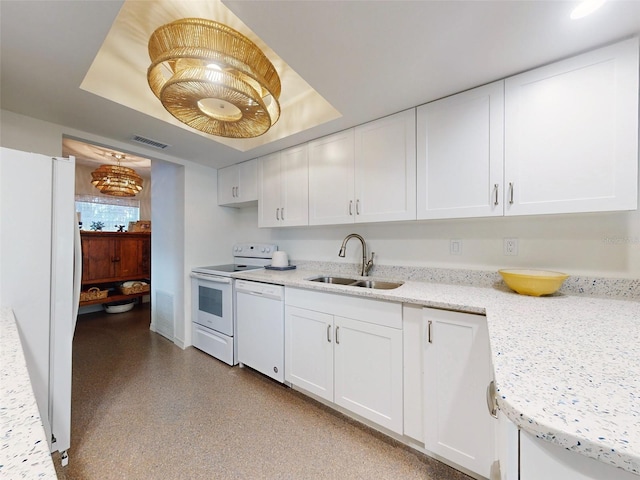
[308,276,358,285]
[351,280,404,290]
[307,276,403,290]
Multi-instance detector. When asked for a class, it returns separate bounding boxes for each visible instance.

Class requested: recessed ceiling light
[570,0,606,19]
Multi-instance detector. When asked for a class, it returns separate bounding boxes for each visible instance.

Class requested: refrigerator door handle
[72,213,82,332]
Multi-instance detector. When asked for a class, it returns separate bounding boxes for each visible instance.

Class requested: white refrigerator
[0,147,81,463]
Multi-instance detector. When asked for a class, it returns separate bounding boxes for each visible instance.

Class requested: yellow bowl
[498,269,569,296]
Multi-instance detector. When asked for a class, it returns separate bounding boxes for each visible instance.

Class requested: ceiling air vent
[131,135,170,150]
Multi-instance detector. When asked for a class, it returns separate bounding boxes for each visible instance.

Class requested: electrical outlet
[450,239,462,255]
[504,238,518,256]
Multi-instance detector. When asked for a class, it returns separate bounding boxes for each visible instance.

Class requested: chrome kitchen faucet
[338,233,374,276]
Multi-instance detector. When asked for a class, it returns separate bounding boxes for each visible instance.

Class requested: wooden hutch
[79,231,151,306]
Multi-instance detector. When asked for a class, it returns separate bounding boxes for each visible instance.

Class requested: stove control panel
[233,243,279,259]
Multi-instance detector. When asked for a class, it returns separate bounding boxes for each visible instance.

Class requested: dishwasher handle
[235,280,284,301]
[238,290,282,301]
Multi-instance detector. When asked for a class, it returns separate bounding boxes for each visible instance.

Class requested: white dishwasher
[235,280,285,383]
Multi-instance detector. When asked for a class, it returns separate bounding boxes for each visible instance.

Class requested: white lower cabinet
[496,399,638,480]
[496,412,519,480]
[423,307,497,478]
[520,431,639,480]
[285,288,403,434]
[333,315,403,432]
[285,306,334,400]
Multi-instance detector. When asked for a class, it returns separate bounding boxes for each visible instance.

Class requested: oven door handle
[190,272,232,284]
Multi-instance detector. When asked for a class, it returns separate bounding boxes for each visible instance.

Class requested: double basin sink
[307,276,403,290]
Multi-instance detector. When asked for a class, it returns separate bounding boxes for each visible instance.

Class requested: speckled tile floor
[54,304,473,480]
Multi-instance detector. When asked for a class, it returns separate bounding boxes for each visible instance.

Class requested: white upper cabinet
[504,37,639,216]
[308,129,355,225]
[217,159,258,207]
[417,81,505,219]
[259,39,638,226]
[258,151,282,228]
[258,145,309,227]
[308,109,416,225]
[354,109,417,223]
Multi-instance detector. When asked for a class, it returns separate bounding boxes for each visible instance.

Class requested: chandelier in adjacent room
[91,153,143,197]
[147,18,281,139]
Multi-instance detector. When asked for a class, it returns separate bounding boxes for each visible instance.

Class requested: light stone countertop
[0,307,57,479]
[233,266,640,476]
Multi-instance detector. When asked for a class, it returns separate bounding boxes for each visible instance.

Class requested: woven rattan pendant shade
[91,156,144,197]
[147,18,281,138]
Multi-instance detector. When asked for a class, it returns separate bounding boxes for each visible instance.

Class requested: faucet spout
[338,233,374,276]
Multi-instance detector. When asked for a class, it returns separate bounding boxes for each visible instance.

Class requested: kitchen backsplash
[293,260,640,301]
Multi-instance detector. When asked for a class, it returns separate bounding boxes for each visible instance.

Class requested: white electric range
[190,242,278,365]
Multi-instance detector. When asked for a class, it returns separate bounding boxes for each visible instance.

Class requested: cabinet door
[217,163,239,206]
[354,109,417,223]
[258,152,282,228]
[308,129,355,225]
[140,236,151,277]
[237,159,258,204]
[403,304,424,442]
[520,431,639,480]
[81,235,114,282]
[334,315,403,434]
[497,412,519,480]
[423,308,496,478]
[504,38,638,216]
[280,144,309,227]
[417,82,504,219]
[117,236,144,278]
[284,305,334,401]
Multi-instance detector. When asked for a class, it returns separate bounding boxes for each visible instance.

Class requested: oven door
[190,272,233,336]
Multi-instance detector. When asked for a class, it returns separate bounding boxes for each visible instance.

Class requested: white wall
[151,160,184,343]
[257,208,640,278]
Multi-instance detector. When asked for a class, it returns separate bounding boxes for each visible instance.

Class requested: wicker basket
[80,287,109,302]
[120,281,150,295]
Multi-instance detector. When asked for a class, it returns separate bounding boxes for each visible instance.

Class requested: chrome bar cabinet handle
[486,380,498,419]
[494,184,499,206]
[509,182,514,205]
[327,324,331,343]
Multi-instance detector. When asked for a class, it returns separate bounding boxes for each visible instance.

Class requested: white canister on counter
[271,251,289,267]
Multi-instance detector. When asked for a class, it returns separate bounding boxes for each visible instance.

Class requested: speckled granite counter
[233,266,640,476]
[0,307,57,479]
